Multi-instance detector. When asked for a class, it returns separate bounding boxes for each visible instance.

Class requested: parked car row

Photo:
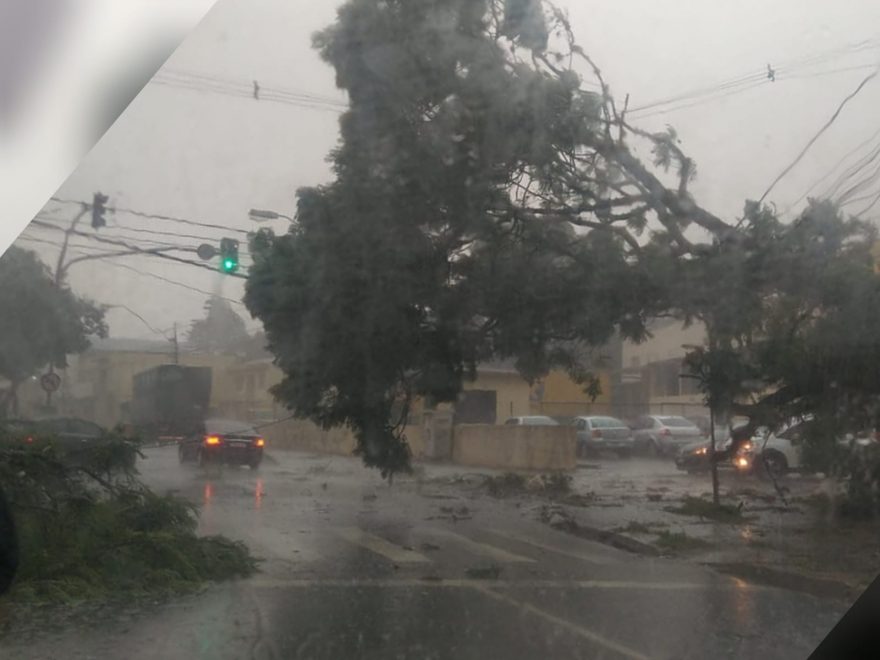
[503,413,706,459]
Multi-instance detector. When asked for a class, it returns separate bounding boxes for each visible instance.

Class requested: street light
[248,208,294,222]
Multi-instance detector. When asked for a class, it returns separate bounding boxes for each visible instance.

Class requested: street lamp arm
[249,208,294,222]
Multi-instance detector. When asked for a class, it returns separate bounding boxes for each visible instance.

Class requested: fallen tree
[0,431,255,602]
[245,0,880,482]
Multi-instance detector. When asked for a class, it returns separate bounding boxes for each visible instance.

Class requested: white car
[736,419,876,477]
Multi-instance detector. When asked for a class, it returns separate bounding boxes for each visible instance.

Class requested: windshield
[2,1,877,658]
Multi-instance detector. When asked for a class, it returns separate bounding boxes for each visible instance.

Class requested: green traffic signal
[219,238,240,273]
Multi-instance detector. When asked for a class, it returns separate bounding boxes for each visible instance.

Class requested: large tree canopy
[0,247,107,415]
[246,0,880,476]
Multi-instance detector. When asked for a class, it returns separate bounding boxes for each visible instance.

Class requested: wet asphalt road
[2,448,846,659]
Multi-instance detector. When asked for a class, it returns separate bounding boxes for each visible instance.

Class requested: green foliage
[187,296,251,353]
[834,444,880,519]
[246,0,880,479]
[0,247,107,414]
[0,431,255,602]
[246,0,662,476]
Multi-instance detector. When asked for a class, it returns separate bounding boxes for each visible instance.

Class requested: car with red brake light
[178,418,265,469]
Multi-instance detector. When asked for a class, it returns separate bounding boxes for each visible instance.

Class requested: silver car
[571,416,634,458]
[631,415,704,457]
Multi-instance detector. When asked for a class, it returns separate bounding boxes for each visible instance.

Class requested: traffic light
[91,192,109,229]
[219,238,239,273]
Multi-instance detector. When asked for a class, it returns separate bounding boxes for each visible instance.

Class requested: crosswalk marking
[427,529,535,563]
[335,527,430,563]
[471,585,650,660]
[486,529,618,565]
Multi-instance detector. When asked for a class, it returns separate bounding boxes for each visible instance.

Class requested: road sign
[40,372,61,393]
[197,243,217,261]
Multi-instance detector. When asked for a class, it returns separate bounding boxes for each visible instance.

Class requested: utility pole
[172,323,180,365]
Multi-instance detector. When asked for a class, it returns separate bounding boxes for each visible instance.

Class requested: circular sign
[197,243,217,261]
[40,372,61,393]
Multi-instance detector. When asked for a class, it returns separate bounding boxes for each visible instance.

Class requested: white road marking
[471,584,650,660]
[486,529,618,565]
[335,527,430,563]
[427,528,536,563]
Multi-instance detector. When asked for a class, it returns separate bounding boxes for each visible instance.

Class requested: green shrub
[0,431,256,603]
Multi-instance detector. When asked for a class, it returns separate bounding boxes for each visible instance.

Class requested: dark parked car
[178,418,264,469]
[631,415,704,457]
[2,417,106,450]
[0,484,17,596]
[571,416,634,457]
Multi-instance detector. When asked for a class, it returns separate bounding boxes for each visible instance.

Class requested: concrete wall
[452,424,576,471]
[262,418,424,459]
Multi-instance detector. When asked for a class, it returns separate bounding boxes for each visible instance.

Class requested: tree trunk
[709,406,720,505]
[9,382,19,418]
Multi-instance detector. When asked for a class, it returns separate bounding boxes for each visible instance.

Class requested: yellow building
[60,338,237,429]
[529,369,613,418]
[221,358,532,427]
[223,357,285,423]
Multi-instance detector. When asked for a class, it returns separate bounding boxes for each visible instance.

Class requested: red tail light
[204,435,222,446]
[25,436,34,444]
[660,428,671,437]
[254,437,265,448]
[591,429,602,439]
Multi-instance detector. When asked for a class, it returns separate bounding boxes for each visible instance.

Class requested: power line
[30,218,249,279]
[96,258,246,307]
[150,75,346,114]
[757,67,879,204]
[108,304,171,338]
[49,197,253,237]
[34,212,254,259]
[158,68,347,107]
[16,235,247,309]
[787,126,880,210]
[629,36,880,120]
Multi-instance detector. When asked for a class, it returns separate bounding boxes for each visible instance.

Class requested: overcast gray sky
[15,0,880,340]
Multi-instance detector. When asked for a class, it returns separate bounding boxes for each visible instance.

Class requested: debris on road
[465,564,502,580]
